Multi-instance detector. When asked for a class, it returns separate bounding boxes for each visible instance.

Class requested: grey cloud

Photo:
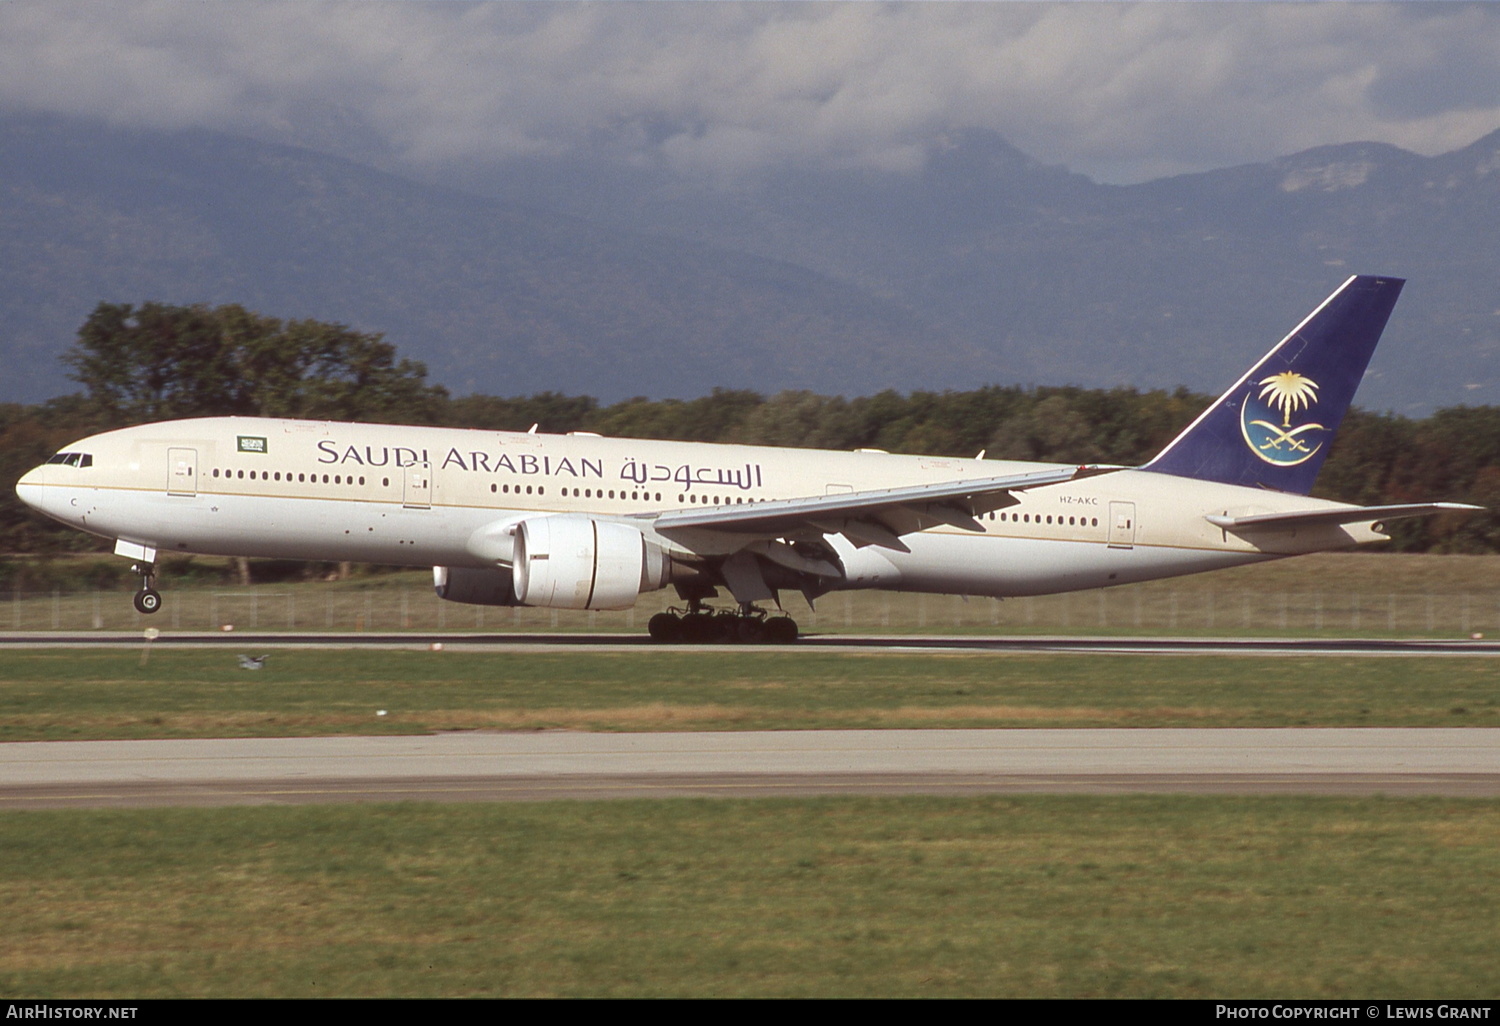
[1,1,1497,183]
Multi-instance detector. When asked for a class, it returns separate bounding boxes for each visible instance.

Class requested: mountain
[3,112,1498,414]
[0,113,984,405]
[467,126,1500,414]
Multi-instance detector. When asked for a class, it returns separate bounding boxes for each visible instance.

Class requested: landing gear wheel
[681,612,715,643]
[648,612,681,643]
[711,611,740,643]
[764,616,798,644]
[736,617,767,644]
[646,603,796,644]
[129,561,161,616]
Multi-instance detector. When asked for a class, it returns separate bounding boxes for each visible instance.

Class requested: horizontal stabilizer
[1205,502,1480,531]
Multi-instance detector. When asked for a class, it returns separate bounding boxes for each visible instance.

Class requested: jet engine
[432,565,520,606]
[512,516,672,610]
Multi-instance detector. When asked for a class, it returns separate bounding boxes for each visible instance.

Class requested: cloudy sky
[3,1,1499,184]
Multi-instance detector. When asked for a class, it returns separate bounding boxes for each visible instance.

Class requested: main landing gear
[647,601,798,644]
[131,562,162,615]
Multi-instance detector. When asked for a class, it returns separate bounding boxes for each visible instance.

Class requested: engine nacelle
[512,516,670,610]
[432,566,520,606]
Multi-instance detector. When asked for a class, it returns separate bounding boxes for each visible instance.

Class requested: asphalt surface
[5,633,1497,808]
[4,729,1498,808]
[4,630,1500,656]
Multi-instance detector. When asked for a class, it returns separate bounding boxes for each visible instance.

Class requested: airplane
[15,274,1478,643]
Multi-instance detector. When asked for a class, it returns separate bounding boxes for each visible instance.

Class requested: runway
[3,630,1500,656]
[4,729,1499,808]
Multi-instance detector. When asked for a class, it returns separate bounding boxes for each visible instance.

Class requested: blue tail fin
[1143,274,1404,495]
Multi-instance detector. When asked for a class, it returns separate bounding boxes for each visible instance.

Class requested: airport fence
[5,582,1500,638]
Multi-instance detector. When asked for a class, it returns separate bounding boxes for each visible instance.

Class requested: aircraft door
[167,448,197,497]
[404,463,432,509]
[1108,501,1136,549]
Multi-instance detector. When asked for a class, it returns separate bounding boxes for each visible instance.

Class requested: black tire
[764,616,798,644]
[647,613,681,643]
[681,613,713,643]
[134,589,162,615]
[736,618,767,644]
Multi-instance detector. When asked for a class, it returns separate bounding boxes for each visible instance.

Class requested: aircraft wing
[651,464,1117,553]
[1204,502,1480,531]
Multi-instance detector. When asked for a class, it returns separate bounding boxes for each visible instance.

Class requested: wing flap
[651,464,1114,550]
[657,468,1104,534]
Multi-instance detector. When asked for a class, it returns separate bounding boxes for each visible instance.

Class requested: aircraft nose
[15,464,70,522]
[15,464,45,510]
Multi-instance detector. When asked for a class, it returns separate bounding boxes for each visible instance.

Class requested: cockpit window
[45,452,92,467]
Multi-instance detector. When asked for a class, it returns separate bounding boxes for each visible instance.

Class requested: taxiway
[4,728,1498,808]
[3,630,1499,656]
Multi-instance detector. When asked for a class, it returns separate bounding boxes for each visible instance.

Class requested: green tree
[63,302,447,425]
[445,392,598,433]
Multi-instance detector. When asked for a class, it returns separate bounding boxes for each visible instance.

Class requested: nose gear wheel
[130,562,162,615]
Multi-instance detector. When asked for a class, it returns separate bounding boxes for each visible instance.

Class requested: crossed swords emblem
[1241,371,1325,464]
[1247,419,1325,454]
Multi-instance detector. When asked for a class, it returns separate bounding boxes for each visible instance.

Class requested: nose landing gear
[131,563,162,615]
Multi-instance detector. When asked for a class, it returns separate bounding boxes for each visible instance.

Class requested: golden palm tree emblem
[1258,372,1319,427]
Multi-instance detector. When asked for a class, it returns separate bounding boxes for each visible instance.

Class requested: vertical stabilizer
[1143,275,1404,495]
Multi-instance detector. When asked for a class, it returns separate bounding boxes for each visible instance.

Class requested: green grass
[8,551,1500,637]
[1,796,1496,998]
[4,566,1497,999]
[0,649,1496,740]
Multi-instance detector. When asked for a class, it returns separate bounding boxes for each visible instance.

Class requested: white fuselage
[16,417,1383,599]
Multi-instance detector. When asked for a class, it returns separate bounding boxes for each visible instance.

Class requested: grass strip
[0,649,1496,740]
[1,796,1496,998]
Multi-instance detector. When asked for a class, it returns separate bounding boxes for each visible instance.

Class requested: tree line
[2,300,1496,557]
